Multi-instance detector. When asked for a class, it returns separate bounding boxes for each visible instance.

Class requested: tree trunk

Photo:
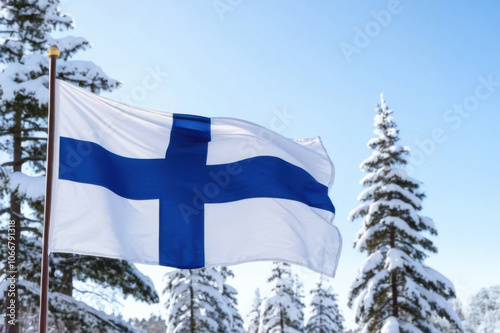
[390,226,398,318]
[60,267,73,297]
[189,270,195,333]
[319,299,323,332]
[388,191,399,319]
[280,307,284,333]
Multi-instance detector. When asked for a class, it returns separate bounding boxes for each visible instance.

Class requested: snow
[361,165,421,187]
[46,35,89,54]
[418,321,443,333]
[467,285,500,332]
[368,199,420,225]
[385,248,408,272]
[382,216,426,238]
[350,94,464,332]
[36,0,74,27]
[419,216,436,232]
[246,289,262,333]
[0,279,142,332]
[348,202,370,221]
[358,251,384,276]
[424,265,456,295]
[386,128,398,137]
[164,268,242,333]
[380,316,399,333]
[374,111,394,127]
[0,54,49,105]
[385,168,420,185]
[129,264,156,296]
[398,273,463,331]
[356,185,377,201]
[0,2,153,332]
[8,171,46,200]
[356,215,429,253]
[360,151,391,170]
[2,39,23,53]
[359,269,389,313]
[382,184,422,207]
[0,47,118,107]
[357,183,422,209]
[259,263,303,333]
[58,59,120,89]
[366,129,403,151]
[384,248,456,301]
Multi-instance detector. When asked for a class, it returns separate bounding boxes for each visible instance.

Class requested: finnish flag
[49,80,342,277]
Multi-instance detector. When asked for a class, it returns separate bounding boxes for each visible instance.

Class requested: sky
[55,0,500,329]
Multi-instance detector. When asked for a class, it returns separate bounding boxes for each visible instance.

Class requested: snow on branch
[357,183,422,209]
[58,60,120,91]
[0,279,143,332]
[368,199,420,225]
[359,251,385,276]
[0,54,49,105]
[380,316,399,333]
[8,171,45,200]
[361,166,420,187]
[358,269,390,317]
[419,216,436,234]
[46,35,90,57]
[348,202,370,221]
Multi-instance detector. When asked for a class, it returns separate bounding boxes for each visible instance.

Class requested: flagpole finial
[47,45,60,58]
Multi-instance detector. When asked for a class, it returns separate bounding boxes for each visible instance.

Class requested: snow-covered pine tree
[259,262,302,333]
[465,285,500,333]
[163,267,229,333]
[348,94,463,332]
[247,289,263,333]
[305,277,344,333]
[292,273,305,329]
[431,298,466,332]
[218,267,245,333]
[0,1,158,331]
[129,314,167,333]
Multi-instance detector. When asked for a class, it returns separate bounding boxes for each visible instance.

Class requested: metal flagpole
[39,45,59,333]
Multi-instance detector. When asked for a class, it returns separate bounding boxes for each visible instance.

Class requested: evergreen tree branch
[1,156,45,166]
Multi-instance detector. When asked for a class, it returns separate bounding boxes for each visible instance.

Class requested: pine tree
[465,285,500,332]
[259,262,302,333]
[431,298,466,332]
[291,273,305,329]
[163,267,230,333]
[348,94,463,332]
[129,314,167,333]
[0,1,158,331]
[247,289,263,333]
[305,277,344,333]
[218,267,245,333]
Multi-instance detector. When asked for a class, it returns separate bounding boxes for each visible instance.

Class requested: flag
[49,80,342,277]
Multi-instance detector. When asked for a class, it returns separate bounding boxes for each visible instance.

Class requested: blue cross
[59,114,334,269]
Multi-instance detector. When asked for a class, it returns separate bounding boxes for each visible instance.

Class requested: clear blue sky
[57,0,500,328]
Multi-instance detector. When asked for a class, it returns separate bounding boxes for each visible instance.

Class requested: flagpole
[39,45,59,333]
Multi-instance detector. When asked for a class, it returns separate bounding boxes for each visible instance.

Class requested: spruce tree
[129,314,167,333]
[430,298,466,332]
[259,262,302,333]
[0,1,158,331]
[247,289,263,333]
[305,277,344,333]
[218,267,245,333]
[163,267,231,333]
[465,285,500,332]
[291,273,305,329]
[348,94,463,332]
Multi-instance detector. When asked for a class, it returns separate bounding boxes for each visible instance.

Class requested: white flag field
[49,80,342,277]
